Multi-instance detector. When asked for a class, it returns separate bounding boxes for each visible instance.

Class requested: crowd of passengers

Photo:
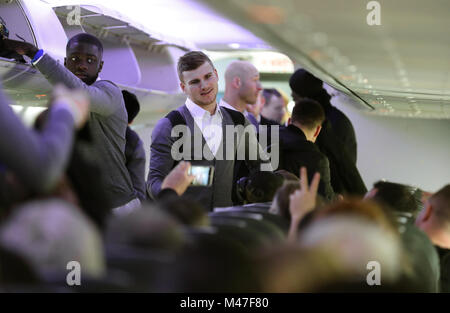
[0,33,449,292]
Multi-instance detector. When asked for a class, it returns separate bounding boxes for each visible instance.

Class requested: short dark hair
[262,88,282,107]
[67,33,104,57]
[246,171,285,203]
[373,181,422,218]
[177,51,214,82]
[122,90,140,123]
[291,98,325,129]
[274,169,299,182]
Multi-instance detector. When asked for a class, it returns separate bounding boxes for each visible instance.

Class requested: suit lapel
[219,107,239,162]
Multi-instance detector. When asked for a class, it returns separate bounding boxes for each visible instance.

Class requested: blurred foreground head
[0,199,105,281]
[416,184,450,248]
[367,181,422,223]
[105,204,185,251]
[259,215,405,292]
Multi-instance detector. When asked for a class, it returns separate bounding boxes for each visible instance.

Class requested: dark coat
[315,92,357,165]
[313,92,366,195]
[260,115,281,127]
[316,120,367,196]
[279,124,335,201]
[327,106,357,164]
[125,127,146,202]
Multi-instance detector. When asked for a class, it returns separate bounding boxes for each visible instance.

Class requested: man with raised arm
[5,34,138,212]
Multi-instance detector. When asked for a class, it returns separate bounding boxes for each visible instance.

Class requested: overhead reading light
[228,43,241,49]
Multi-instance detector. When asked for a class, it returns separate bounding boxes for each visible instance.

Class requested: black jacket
[326,106,357,165]
[314,92,357,165]
[279,125,335,201]
[125,127,146,201]
[260,115,281,127]
[312,92,366,195]
[316,120,367,196]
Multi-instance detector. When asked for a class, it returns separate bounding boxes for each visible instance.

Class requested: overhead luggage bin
[0,0,195,125]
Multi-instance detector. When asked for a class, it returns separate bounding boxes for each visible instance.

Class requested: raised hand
[287,167,320,242]
[289,167,320,222]
[161,161,195,196]
[2,38,38,59]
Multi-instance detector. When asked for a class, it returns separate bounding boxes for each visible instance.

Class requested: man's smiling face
[180,61,219,107]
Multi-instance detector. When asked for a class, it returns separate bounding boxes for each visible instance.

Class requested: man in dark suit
[147,51,271,210]
[278,99,335,201]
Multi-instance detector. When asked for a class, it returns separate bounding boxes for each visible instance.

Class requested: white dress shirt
[185,98,223,156]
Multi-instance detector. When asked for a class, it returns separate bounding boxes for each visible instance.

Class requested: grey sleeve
[35,54,122,116]
[146,118,176,198]
[127,137,147,201]
[0,86,75,193]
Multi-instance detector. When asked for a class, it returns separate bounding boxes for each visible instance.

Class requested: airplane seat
[243,202,273,211]
[209,215,284,246]
[104,243,177,292]
[37,271,133,293]
[211,210,289,235]
[0,284,74,293]
[207,217,268,250]
[159,227,261,293]
[183,226,247,255]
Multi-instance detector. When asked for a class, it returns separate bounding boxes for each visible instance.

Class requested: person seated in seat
[365,180,440,292]
[366,180,422,224]
[274,169,299,182]
[236,171,285,205]
[270,181,326,221]
[0,198,105,283]
[257,217,407,292]
[158,196,209,227]
[415,185,450,292]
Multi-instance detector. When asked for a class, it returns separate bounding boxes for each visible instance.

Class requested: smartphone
[188,165,214,187]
